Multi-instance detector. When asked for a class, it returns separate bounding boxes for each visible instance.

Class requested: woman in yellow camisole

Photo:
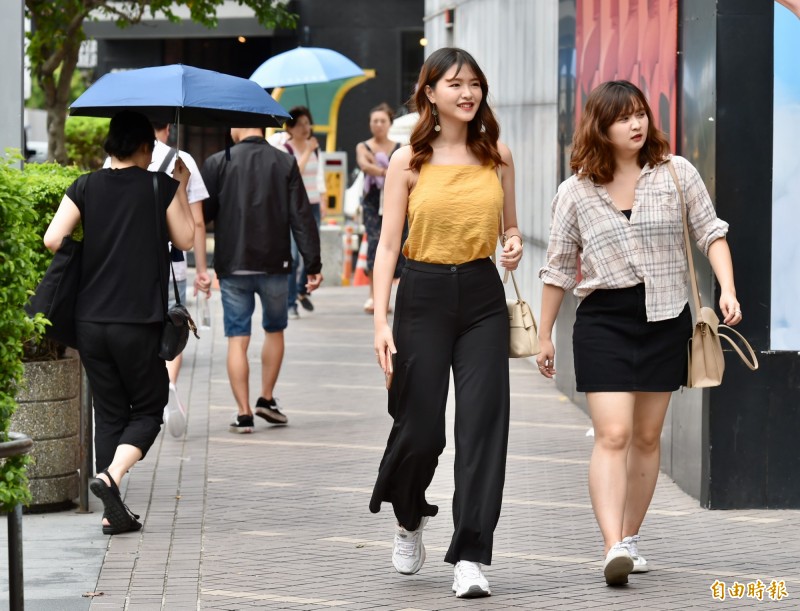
[368,48,523,599]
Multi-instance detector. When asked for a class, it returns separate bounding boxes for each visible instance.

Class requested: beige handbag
[667,161,758,387]
[506,268,540,358]
[496,166,539,358]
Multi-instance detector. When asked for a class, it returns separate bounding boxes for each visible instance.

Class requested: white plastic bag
[344,171,364,219]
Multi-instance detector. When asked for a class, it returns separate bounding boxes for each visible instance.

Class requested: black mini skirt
[573,284,692,392]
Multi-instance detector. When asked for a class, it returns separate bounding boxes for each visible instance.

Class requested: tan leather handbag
[667,160,758,387]
[497,166,539,358]
[506,268,540,358]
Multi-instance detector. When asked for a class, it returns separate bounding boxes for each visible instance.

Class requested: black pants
[369,257,510,565]
[76,321,167,472]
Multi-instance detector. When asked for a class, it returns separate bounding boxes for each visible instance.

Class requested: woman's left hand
[719,290,742,326]
[499,235,523,270]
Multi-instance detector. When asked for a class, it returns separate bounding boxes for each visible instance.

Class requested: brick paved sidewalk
[4,284,799,609]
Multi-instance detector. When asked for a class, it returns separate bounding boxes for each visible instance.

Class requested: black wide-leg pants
[76,321,167,473]
[369,257,510,565]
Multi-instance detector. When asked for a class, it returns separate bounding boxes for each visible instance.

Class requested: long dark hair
[571,80,670,183]
[408,47,502,172]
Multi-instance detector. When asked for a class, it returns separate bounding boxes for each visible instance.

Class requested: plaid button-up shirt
[539,155,729,322]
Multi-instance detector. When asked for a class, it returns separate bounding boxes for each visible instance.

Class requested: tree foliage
[25,1,298,164]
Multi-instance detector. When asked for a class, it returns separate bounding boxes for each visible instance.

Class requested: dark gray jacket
[202,137,322,277]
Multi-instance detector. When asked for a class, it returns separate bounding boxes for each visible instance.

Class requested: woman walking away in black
[44,111,194,535]
[537,81,741,585]
[369,47,523,598]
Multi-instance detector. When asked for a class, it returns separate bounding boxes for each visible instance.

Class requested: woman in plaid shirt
[537,81,742,586]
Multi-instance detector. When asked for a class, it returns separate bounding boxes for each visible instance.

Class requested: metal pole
[1,433,32,611]
[8,504,24,611]
[77,364,93,513]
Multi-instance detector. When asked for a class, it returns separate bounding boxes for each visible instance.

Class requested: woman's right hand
[536,338,556,378]
[172,157,190,186]
[374,322,396,375]
[308,136,319,152]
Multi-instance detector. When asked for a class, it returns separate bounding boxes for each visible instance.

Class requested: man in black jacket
[202,128,323,433]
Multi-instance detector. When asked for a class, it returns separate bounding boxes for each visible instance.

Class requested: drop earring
[432,104,441,132]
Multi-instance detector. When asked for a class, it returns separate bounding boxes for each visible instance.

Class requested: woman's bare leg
[587,392,635,552]
[622,391,671,538]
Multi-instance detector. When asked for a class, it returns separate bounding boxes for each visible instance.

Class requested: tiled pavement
[4,283,800,609]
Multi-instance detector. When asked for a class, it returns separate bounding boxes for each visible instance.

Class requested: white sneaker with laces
[392,516,428,574]
[165,383,186,438]
[603,541,634,585]
[623,534,649,573]
[452,561,491,598]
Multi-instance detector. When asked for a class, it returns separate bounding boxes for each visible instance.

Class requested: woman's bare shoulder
[496,140,513,161]
[389,144,413,165]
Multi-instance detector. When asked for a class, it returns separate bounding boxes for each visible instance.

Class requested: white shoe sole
[604,555,633,585]
[453,583,491,598]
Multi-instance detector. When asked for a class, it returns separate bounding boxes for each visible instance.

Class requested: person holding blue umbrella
[44,111,196,535]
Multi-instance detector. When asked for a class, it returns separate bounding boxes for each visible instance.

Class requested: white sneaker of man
[392,516,428,574]
[623,534,649,573]
[603,541,634,585]
[452,560,491,598]
[164,383,186,438]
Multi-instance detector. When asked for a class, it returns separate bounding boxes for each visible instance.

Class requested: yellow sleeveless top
[403,165,503,264]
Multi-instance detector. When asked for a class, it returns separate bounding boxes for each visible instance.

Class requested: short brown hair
[370,102,394,124]
[286,106,313,128]
[570,80,670,184]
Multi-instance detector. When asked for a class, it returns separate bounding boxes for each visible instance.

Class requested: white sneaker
[623,534,649,573]
[603,541,634,585]
[165,383,186,438]
[452,561,491,598]
[392,516,428,574]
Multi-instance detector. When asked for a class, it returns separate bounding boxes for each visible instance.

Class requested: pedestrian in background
[103,121,211,438]
[202,127,322,434]
[150,122,211,437]
[44,111,195,534]
[279,106,326,319]
[536,80,742,585]
[369,48,523,598]
[356,103,401,314]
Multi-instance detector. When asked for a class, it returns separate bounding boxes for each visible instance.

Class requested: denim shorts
[167,279,187,310]
[219,274,289,336]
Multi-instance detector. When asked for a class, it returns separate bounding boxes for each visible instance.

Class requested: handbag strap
[152,174,182,313]
[666,160,703,315]
[668,161,759,372]
[718,325,759,371]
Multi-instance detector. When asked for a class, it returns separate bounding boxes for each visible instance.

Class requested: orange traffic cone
[353,235,370,286]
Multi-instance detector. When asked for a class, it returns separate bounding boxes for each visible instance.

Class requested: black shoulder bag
[153,174,198,360]
[25,235,82,348]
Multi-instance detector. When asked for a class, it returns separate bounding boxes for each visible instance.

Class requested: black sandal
[90,469,142,535]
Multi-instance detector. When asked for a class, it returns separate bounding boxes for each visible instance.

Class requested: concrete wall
[1,1,24,159]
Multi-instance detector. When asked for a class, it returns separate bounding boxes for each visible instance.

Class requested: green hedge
[0,156,50,511]
[65,116,109,170]
[21,163,86,361]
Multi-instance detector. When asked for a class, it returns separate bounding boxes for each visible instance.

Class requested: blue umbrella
[250,46,364,89]
[70,64,290,128]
